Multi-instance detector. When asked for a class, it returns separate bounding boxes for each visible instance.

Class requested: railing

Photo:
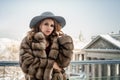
[68,60,120,80]
[0,60,120,80]
[0,61,19,66]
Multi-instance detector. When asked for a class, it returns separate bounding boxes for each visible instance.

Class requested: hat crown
[41,12,54,16]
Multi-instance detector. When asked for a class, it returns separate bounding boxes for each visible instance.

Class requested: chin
[44,32,52,36]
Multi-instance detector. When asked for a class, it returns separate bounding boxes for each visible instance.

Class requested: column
[98,64,102,80]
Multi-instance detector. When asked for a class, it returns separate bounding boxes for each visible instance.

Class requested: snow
[0,38,20,61]
[101,35,120,48]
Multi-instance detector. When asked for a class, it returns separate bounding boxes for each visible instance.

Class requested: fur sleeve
[19,36,34,74]
[19,32,47,76]
[57,35,74,68]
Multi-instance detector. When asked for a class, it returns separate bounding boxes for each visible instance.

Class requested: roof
[83,34,120,49]
[101,35,120,48]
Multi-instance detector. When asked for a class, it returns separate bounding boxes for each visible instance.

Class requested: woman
[19,11,74,80]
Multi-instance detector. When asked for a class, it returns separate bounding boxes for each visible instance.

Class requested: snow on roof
[100,35,120,48]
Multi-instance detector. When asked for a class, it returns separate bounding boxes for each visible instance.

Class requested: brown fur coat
[19,32,74,80]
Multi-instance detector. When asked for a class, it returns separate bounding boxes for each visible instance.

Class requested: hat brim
[30,16,66,28]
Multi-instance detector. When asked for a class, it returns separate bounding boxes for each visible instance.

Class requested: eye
[44,23,49,26]
[51,24,54,27]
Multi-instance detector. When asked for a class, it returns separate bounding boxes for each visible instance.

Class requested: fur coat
[19,32,74,80]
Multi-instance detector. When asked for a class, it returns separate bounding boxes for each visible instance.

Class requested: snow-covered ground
[0,66,25,80]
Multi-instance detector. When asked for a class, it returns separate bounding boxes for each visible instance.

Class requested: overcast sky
[0,0,120,41]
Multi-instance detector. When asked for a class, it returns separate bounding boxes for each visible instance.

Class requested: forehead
[42,18,54,23]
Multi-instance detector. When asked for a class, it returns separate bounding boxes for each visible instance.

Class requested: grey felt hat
[30,11,66,28]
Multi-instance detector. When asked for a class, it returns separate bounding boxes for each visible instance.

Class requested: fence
[68,60,120,80]
[0,60,120,80]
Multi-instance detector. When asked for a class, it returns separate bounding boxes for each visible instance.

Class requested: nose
[48,25,53,29]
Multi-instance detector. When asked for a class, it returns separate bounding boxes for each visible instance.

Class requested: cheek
[52,27,54,31]
[52,28,54,31]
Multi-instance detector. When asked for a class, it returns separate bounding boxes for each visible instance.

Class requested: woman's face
[39,19,54,36]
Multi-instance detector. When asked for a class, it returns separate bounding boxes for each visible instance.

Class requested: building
[83,34,120,60]
[83,33,120,79]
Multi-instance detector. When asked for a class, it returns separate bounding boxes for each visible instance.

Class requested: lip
[46,31,51,32]
[45,31,51,34]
